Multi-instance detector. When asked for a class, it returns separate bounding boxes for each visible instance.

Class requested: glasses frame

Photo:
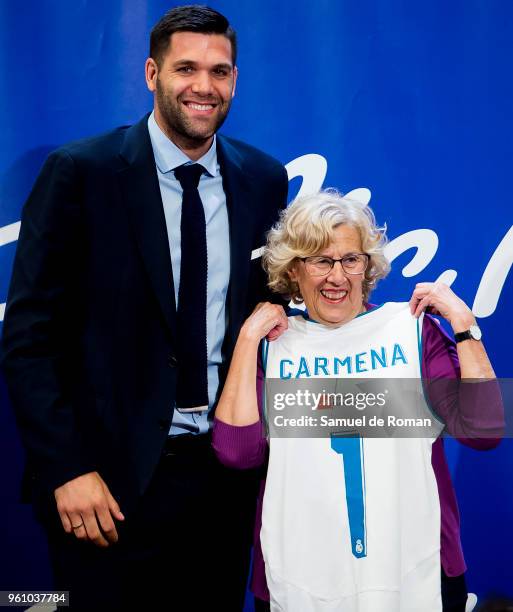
[299,253,370,276]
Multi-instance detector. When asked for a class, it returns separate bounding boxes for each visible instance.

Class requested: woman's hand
[409,282,476,332]
[215,303,287,429]
[409,282,497,399]
[240,302,288,343]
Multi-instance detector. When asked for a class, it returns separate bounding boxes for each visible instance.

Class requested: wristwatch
[454,324,482,343]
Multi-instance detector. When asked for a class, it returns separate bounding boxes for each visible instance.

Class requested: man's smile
[183,100,218,114]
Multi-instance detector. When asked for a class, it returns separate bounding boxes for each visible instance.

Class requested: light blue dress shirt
[147,112,230,435]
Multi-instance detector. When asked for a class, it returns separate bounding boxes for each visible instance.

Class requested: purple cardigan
[212,311,502,601]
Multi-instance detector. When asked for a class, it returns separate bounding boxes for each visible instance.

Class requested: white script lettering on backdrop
[1,155,511,321]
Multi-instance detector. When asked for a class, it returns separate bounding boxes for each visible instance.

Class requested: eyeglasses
[300,253,369,276]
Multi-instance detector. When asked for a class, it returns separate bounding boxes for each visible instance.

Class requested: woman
[213,190,502,612]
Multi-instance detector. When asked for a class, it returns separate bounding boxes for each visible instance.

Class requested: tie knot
[174,163,205,191]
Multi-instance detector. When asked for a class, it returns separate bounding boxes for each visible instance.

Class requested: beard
[155,78,232,144]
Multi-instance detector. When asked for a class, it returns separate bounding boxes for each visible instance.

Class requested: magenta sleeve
[422,315,503,449]
[211,345,268,469]
[422,314,503,577]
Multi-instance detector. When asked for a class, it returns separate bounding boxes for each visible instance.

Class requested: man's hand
[54,471,125,547]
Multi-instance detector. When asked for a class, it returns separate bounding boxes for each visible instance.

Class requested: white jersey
[260,303,443,612]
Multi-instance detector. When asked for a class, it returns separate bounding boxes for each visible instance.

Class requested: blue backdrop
[1,0,512,604]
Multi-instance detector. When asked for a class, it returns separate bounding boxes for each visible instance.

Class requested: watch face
[470,324,482,341]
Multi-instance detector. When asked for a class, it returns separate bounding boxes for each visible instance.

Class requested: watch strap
[454,330,473,343]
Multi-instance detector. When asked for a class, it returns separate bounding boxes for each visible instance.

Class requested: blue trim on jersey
[261,339,270,432]
[331,434,367,559]
[300,309,319,324]
[261,339,269,375]
[416,316,446,428]
[356,303,385,318]
[360,437,368,555]
[288,307,307,318]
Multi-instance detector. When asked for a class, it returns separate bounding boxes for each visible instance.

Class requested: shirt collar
[147,110,218,177]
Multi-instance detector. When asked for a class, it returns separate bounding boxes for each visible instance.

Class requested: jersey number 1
[330,435,367,558]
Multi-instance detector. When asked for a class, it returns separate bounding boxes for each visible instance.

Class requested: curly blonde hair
[262,189,390,303]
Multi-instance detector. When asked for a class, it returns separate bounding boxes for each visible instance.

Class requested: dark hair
[150,5,237,66]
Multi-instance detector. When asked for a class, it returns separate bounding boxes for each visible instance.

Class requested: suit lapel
[116,124,253,353]
[117,114,177,340]
[217,136,254,353]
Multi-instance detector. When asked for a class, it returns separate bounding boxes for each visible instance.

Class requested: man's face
[146,31,237,144]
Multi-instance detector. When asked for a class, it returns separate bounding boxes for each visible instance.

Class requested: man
[1,5,288,610]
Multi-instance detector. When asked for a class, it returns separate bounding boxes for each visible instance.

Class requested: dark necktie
[173,163,209,411]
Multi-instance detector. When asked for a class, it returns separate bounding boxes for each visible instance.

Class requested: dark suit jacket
[1,113,288,515]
